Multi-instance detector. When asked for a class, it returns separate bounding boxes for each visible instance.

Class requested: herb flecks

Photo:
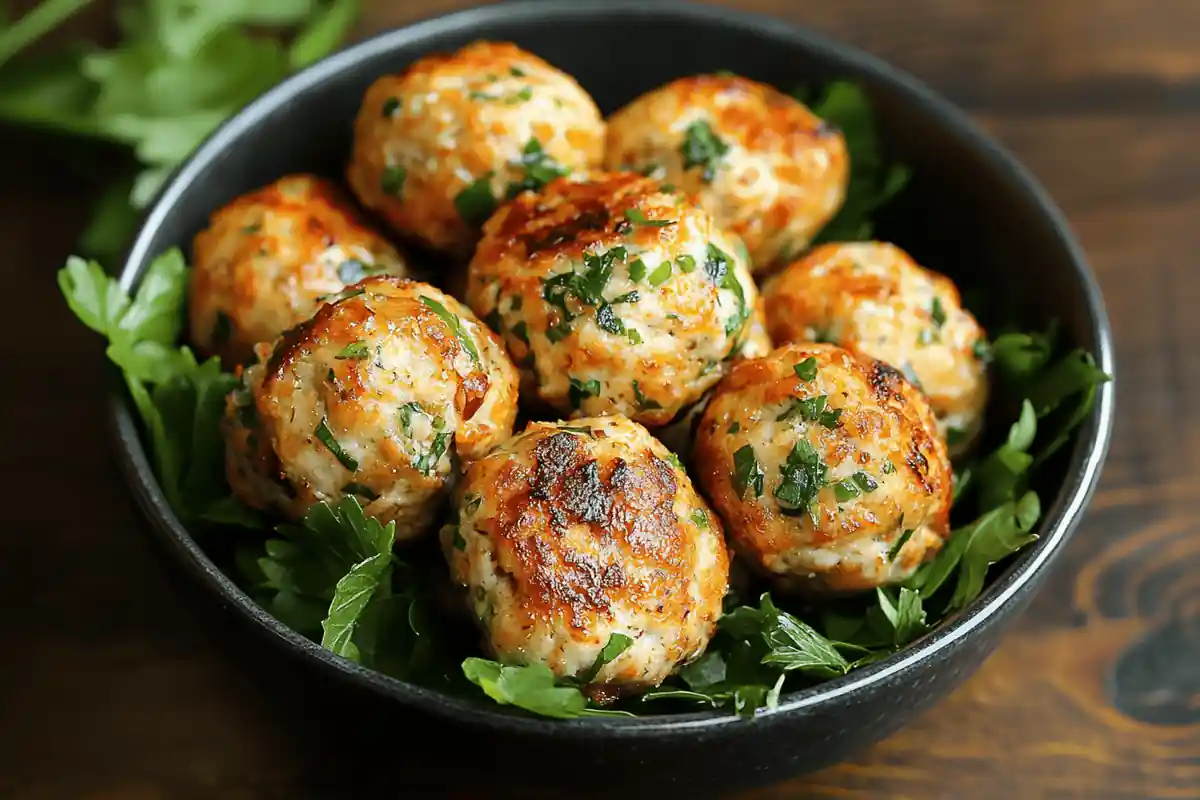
[680,119,729,183]
[624,208,676,228]
[315,417,358,471]
[732,445,765,498]
[506,138,570,198]
[774,440,826,515]
[568,377,601,409]
[455,174,497,226]
[419,296,481,367]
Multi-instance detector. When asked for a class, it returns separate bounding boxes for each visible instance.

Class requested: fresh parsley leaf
[808,81,910,243]
[568,376,601,409]
[975,399,1036,510]
[1024,349,1111,419]
[758,596,852,679]
[793,357,818,381]
[506,137,569,197]
[776,393,841,428]
[679,119,729,182]
[632,380,662,410]
[930,296,947,328]
[315,416,358,471]
[947,491,1041,610]
[335,341,370,360]
[419,295,481,366]
[413,431,452,475]
[454,174,497,226]
[322,548,394,660]
[907,491,1041,603]
[874,587,927,647]
[833,471,879,501]
[288,0,360,70]
[888,528,915,561]
[647,261,672,286]
[0,0,94,69]
[990,327,1057,384]
[704,243,749,338]
[582,633,634,682]
[732,444,765,498]
[57,248,240,519]
[773,440,826,514]
[623,208,675,227]
[594,302,625,335]
[380,165,406,196]
[253,497,402,664]
[462,659,588,719]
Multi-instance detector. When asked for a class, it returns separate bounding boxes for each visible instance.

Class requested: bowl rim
[110,0,1116,737]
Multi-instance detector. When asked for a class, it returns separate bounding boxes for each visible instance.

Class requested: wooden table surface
[4,0,1198,797]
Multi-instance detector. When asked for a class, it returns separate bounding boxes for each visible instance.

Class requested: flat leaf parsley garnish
[56,248,261,527]
[1,0,361,262]
[806,81,911,244]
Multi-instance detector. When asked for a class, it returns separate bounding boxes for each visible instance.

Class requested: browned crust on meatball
[190,174,406,366]
[473,429,725,633]
[693,343,951,593]
[346,40,605,256]
[474,172,686,267]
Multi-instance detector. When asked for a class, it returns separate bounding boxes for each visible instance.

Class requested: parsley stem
[0,0,95,69]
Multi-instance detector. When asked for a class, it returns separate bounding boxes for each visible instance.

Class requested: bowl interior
[118,0,1114,734]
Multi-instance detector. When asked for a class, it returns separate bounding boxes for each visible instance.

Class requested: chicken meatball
[223,276,518,541]
[189,174,411,366]
[347,40,606,257]
[466,172,771,426]
[442,416,729,701]
[762,242,989,455]
[605,74,848,273]
[693,343,952,595]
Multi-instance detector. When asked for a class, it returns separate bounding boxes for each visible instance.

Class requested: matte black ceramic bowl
[110,0,1116,793]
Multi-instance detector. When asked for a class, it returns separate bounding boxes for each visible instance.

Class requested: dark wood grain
[3,1,1198,797]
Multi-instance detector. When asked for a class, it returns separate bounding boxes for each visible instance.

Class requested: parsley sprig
[0,0,360,262]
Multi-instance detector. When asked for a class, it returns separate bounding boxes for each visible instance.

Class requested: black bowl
[111,0,1116,793]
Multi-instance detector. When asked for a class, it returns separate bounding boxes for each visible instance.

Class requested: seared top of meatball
[260,276,516,464]
[189,174,409,366]
[456,416,727,631]
[467,172,769,424]
[605,74,848,271]
[346,40,605,256]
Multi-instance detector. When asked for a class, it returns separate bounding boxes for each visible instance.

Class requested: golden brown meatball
[346,40,605,257]
[223,276,518,541]
[189,174,411,367]
[441,416,729,701]
[762,242,989,455]
[466,172,771,427]
[693,343,952,595]
[605,74,848,273]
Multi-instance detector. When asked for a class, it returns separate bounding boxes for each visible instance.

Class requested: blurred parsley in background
[0,0,360,262]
